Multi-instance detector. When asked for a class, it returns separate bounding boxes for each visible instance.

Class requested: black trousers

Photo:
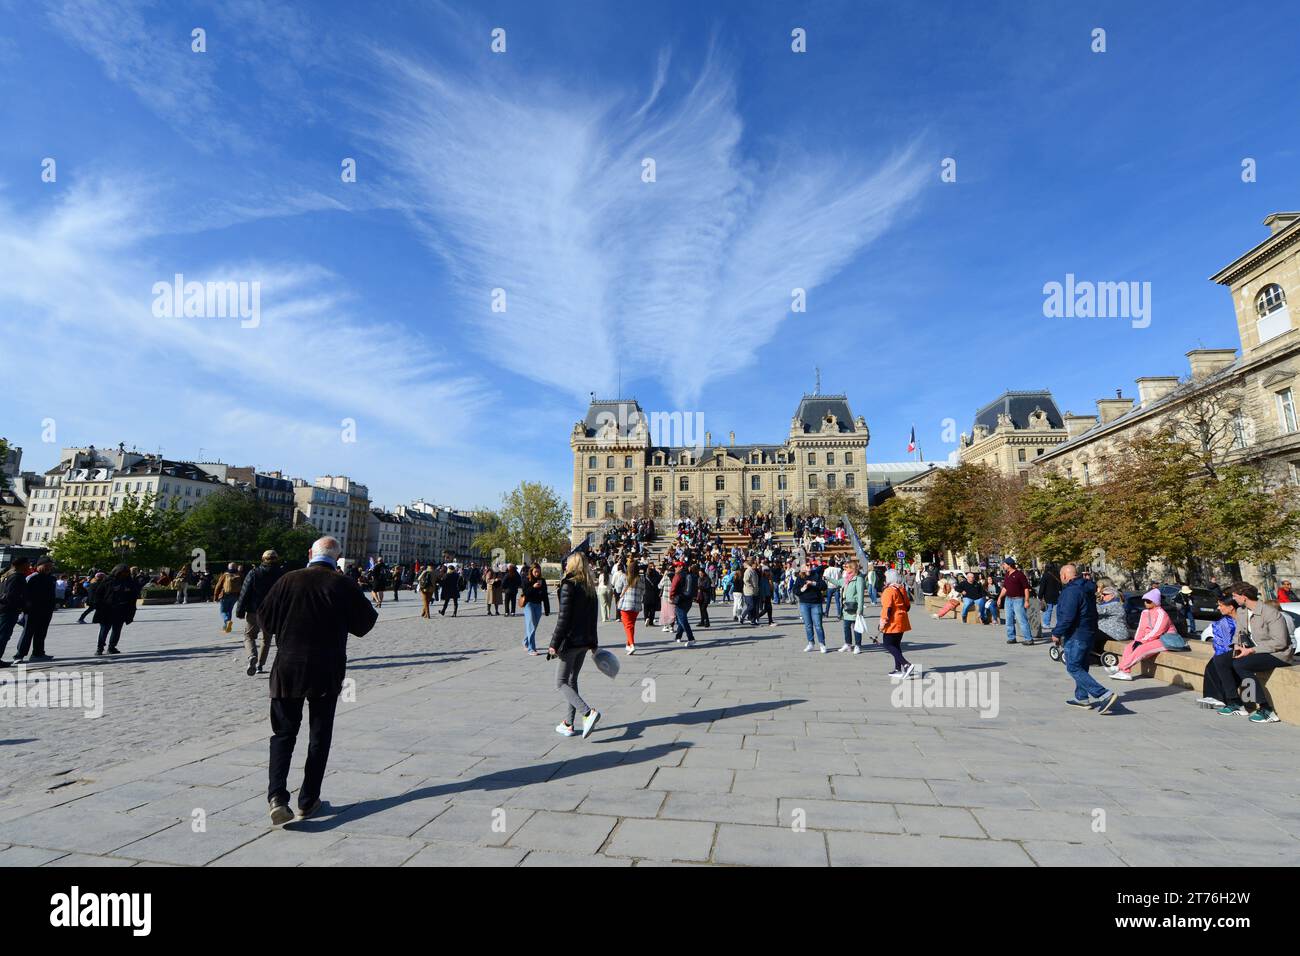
[503,591,518,615]
[16,607,54,658]
[441,597,458,615]
[1214,652,1289,709]
[268,692,339,809]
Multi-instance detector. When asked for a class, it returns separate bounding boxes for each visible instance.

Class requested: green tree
[472,481,571,564]
[181,487,268,565]
[0,438,11,540]
[866,495,923,561]
[1202,463,1300,572]
[1020,473,1098,564]
[51,494,188,570]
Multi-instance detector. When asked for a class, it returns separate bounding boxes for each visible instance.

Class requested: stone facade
[1032,211,1300,580]
[570,394,870,543]
[959,390,1069,477]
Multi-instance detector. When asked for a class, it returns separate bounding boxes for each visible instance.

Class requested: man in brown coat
[256,537,377,824]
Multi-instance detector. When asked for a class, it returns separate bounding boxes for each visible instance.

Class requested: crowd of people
[3,514,1295,827]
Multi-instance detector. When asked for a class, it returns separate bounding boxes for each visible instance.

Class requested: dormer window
[1257,283,1287,318]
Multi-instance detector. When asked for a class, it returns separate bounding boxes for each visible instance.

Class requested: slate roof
[793,394,859,433]
[973,390,1064,433]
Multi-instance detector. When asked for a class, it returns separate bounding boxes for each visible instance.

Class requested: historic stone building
[959,390,1068,477]
[1031,210,1300,582]
[570,394,870,543]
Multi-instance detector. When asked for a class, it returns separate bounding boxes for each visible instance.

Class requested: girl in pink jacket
[1109,588,1181,680]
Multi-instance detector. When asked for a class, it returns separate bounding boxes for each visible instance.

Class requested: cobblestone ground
[1,595,1298,866]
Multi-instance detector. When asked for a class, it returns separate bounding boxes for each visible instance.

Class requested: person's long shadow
[924,661,1006,673]
[348,655,481,670]
[603,698,806,740]
[290,741,693,833]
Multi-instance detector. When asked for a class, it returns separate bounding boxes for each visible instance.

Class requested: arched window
[1257,283,1287,318]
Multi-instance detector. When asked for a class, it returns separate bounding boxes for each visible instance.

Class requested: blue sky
[1,0,1297,511]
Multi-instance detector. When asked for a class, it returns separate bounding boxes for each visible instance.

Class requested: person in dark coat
[255,536,378,825]
[439,564,463,616]
[15,556,58,662]
[0,557,30,667]
[235,550,286,677]
[642,564,661,626]
[501,564,522,617]
[91,564,141,655]
[547,552,601,738]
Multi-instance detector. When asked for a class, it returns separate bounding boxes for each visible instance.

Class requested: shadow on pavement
[289,741,693,833]
[604,699,806,739]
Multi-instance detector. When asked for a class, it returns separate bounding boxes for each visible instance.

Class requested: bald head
[311,537,343,562]
[1060,563,1078,583]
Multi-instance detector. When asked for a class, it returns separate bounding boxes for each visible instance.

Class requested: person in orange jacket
[879,569,915,679]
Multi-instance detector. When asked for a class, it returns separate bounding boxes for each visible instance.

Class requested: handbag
[843,600,859,616]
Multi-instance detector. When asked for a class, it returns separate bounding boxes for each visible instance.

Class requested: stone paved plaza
[1,597,1298,866]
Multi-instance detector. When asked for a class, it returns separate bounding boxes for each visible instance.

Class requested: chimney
[729,431,735,447]
[1135,376,1180,407]
[1262,212,1300,236]
[1063,413,1099,439]
[705,431,712,448]
[1186,348,1237,379]
[1096,395,1135,424]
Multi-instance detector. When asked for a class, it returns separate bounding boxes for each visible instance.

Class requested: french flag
[907,425,916,454]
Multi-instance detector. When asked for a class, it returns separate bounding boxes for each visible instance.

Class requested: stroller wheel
[1101,651,1119,668]
[1047,643,1063,663]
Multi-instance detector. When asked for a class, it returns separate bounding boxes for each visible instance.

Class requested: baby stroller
[1047,627,1121,669]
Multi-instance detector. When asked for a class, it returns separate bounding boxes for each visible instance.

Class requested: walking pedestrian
[235,550,286,677]
[520,563,550,654]
[77,572,105,624]
[547,551,602,739]
[0,557,30,667]
[15,556,57,662]
[213,563,244,633]
[439,563,462,616]
[838,559,865,653]
[795,566,828,652]
[669,561,697,646]
[878,569,914,678]
[615,557,644,654]
[417,565,436,618]
[1051,564,1118,713]
[258,537,378,825]
[997,558,1034,645]
[92,564,141,656]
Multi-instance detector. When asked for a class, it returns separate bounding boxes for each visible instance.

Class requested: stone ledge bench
[924,594,988,624]
[1101,638,1300,725]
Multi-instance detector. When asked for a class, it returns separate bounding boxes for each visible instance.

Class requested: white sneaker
[899,663,916,680]
[1195,696,1223,706]
[1112,670,1134,681]
[818,645,827,654]
[555,723,576,737]
[581,709,602,739]
[1104,665,1118,674]
[804,643,815,652]
[852,646,861,655]
[626,645,636,655]
[838,645,850,653]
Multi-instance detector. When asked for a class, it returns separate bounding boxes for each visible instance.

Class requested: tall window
[826,452,835,465]
[679,476,689,491]
[715,475,726,491]
[588,456,597,468]
[624,456,633,468]
[1278,388,1298,434]
[653,477,663,491]
[751,475,761,490]
[586,502,596,518]
[808,474,818,489]
[606,456,614,469]
[1018,448,1026,462]
[605,500,615,515]
[605,477,615,492]
[827,474,837,490]
[845,472,855,488]
[623,476,633,491]
[778,475,788,491]
[807,452,815,465]
[587,477,596,492]
[1257,283,1287,317]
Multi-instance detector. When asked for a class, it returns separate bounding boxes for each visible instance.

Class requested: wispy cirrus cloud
[364,45,928,404]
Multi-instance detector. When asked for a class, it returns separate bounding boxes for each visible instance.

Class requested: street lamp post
[112,534,137,562]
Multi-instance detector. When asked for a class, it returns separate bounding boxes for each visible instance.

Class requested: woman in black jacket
[93,565,140,655]
[548,552,601,738]
[642,565,661,626]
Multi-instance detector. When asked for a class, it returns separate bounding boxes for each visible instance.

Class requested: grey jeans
[555,646,590,726]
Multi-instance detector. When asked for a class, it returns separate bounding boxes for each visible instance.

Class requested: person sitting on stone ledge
[1108,587,1186,681]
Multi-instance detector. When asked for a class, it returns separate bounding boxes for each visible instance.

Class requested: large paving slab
[2,596,1298,865]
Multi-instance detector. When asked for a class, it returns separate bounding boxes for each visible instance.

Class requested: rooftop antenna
[814,367,821,396]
